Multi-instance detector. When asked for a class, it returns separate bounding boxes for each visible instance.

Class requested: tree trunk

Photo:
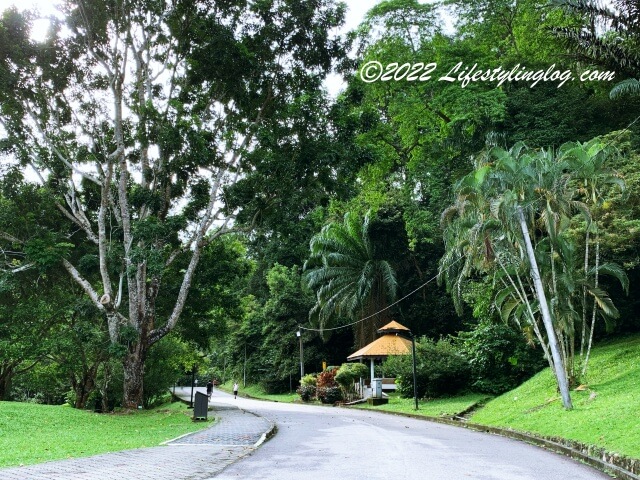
[72,365,99,409]
[517,206,573,409]
[0,366,13,401]
[123,345,146,409]
[582,228,600,378]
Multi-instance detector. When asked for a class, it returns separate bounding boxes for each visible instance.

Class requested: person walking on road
[233,382,239,399]
[206,379,213,399]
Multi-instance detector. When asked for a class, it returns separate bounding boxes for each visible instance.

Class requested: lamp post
[410,332,418,411]
[189,366,195,409]
[296,329,304,378]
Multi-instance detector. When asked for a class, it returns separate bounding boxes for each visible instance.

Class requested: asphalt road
[211,389,609,480]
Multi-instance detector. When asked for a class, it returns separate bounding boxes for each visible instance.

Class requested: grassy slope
[0,401,211,467]
[470,334,640,459]
[355,393,488,417]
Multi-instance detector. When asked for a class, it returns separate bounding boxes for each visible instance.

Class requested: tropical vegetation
[0,0,639,444]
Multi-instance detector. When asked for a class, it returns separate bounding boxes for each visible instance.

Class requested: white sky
[0,0,378,96]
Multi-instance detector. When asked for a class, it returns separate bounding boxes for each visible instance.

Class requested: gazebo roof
[377,320,410,333]
[347,321,412,361]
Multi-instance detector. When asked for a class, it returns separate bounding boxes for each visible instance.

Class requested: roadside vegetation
[471,335,640,459]
[1,0,639,472]
[355,393,489,418]
[0,401,211,468]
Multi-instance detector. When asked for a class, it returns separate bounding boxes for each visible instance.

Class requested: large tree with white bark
[0,0,345,408]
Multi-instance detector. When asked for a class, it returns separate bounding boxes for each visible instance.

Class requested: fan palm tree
[304,212,398,348]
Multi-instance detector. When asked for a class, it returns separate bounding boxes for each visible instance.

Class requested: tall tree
[0,0,346,408]
[439,140,627,409]
[551,0,640,98]
[304,212,398,347]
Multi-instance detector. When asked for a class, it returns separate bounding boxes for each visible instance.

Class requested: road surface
[210,389,609,480]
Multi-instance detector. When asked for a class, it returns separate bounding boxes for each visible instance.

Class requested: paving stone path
[167,405,272,447]
[0,389,274,480]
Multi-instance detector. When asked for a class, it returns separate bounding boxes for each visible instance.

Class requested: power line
[298,258,461,333]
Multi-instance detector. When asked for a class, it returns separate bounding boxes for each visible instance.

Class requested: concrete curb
[253,422,278,447]
[347,407,639,480]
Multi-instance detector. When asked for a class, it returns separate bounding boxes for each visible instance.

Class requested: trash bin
[194,391,208,420]
[371,378,382,399]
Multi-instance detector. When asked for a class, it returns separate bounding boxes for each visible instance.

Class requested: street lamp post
[410,333,418,411]
[189,367,195,409]
[296,330,304,378]
[383,327,418,411]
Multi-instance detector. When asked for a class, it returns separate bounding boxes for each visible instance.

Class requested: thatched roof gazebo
[347,320,412,383]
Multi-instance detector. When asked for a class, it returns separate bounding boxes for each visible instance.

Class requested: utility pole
[296,329,304,378]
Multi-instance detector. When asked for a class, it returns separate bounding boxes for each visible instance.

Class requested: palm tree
[304,212,398,348]
[551,0,640,98]
[440,140,627,409]
[560,139,628,375]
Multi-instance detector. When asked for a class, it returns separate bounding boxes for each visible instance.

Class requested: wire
[298,256,464,333]
[299,117,640,335]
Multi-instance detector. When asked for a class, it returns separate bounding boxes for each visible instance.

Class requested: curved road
[212,389,608,480]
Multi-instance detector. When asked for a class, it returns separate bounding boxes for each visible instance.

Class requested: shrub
[335,363,368,400]
[384,337,470,398]
[457,318,546,394]
[335,363,368,389]
[315,368,338,389]
[296,384,317,402]
[300,373,317,387]
[314,367,343,403]
[317,386,342,404]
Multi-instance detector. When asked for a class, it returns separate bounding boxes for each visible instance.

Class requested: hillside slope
[470,335,640,459]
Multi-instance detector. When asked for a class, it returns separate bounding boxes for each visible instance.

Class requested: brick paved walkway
[0,389,274,480]
[167,407,271,446]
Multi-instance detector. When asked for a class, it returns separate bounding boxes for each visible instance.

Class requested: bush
[335,363,368,390]
[317,386,342,404]
[296,384,317,402]
[335,363,368,400]
[457,318,546,394]
[384,337,470,398]
[314,367,343,403]
[300,373,317,387]
[316,368,338,389]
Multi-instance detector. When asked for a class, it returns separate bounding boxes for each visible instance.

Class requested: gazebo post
[370,358,375,384]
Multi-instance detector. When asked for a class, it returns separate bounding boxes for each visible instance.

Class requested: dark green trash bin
[194,391,208,420]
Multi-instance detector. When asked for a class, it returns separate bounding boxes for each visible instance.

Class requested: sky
[0,0,378,96]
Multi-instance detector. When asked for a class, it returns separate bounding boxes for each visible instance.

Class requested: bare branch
[62,258,105,313]
[0,232,23,244]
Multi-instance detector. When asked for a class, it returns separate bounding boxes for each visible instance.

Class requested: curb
[347,407,639,480]
[253,422,278,447]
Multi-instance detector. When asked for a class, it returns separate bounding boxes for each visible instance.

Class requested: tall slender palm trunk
[517,206,573,410]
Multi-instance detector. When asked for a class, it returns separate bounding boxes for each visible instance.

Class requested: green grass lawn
[354,392,489,417]
[0,401,212,467]
[470,334,640,459]
[217,381,300,403]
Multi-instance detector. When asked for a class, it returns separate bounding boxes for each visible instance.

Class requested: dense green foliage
[385,338,470,398]
[1,0,639,432]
